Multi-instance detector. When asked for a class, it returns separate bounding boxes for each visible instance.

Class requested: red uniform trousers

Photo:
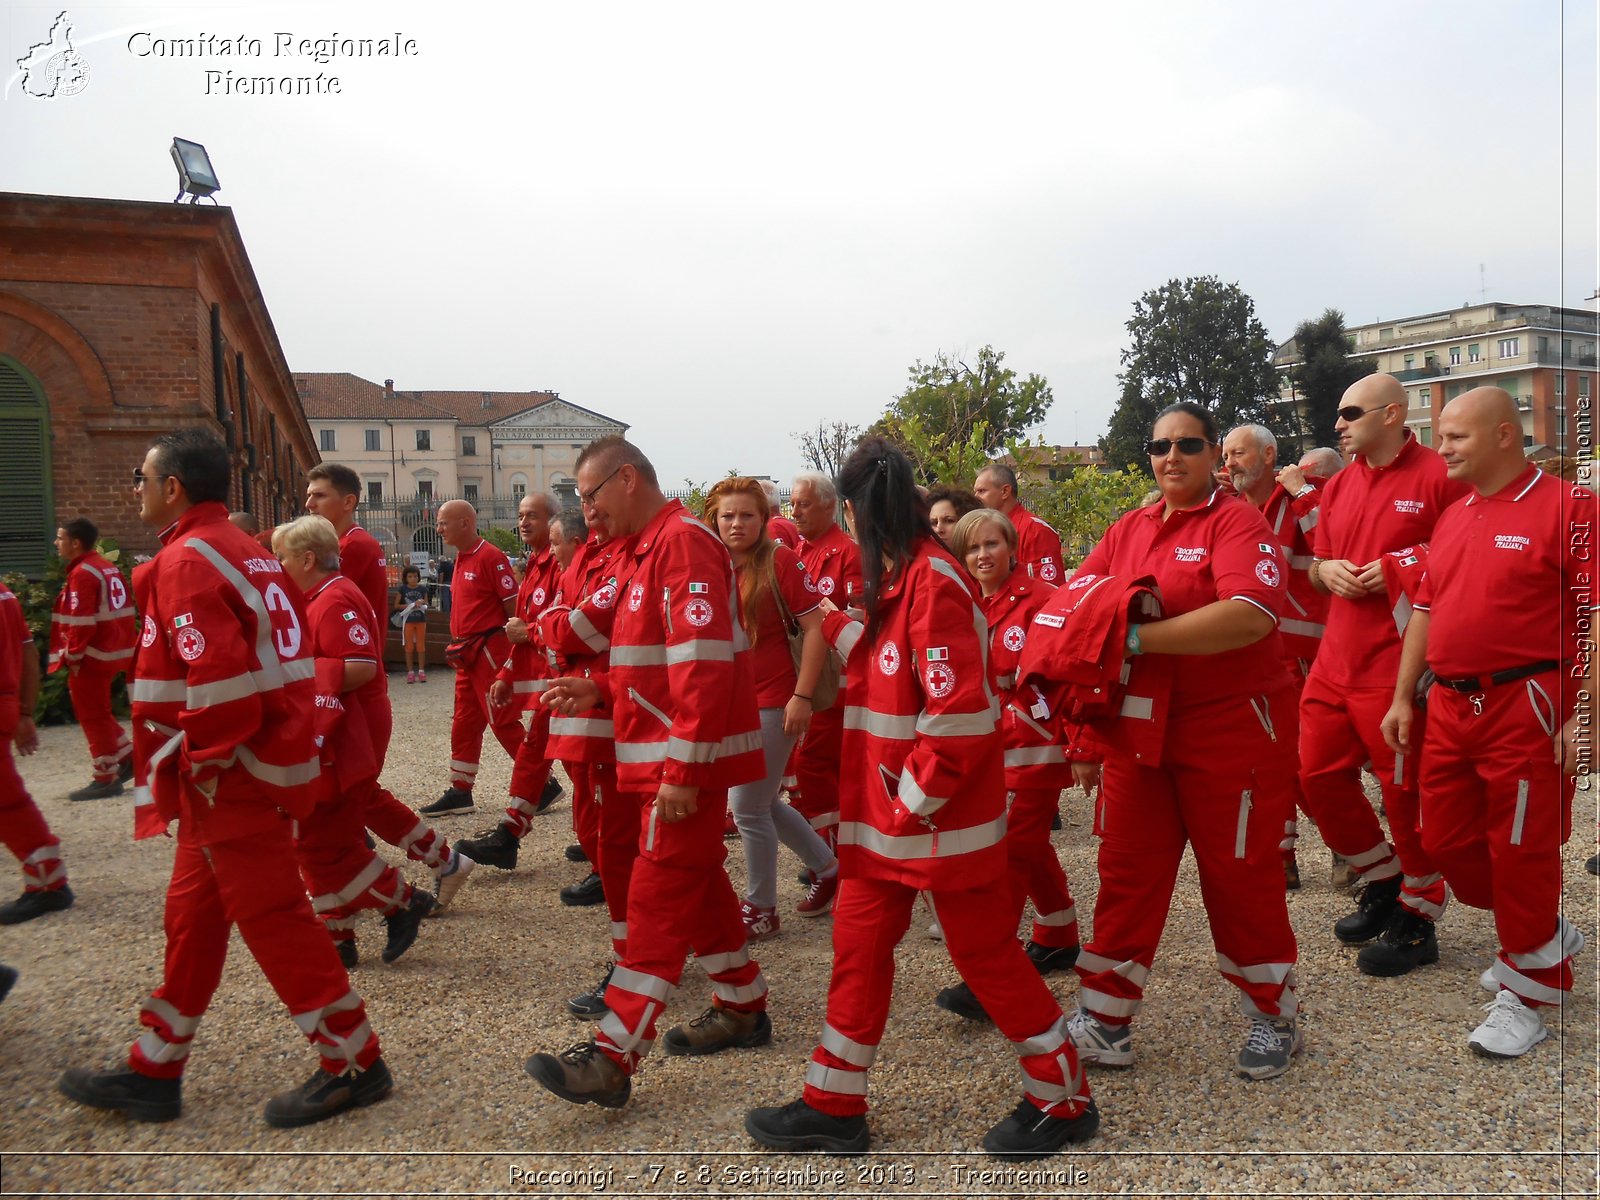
[804,874,1087,1119]
[790,705,843,846]
[1078,693,1300,1026]
[296,779,412,947]
[504,716,555,839]
[565,761,601,869]
[1279,668,1311,863]
[1299,676,1449,920]
[365,784,450,872]
[1009,788,1078,949]
[1420,676,1581,1006]
[67,663,131,782]
[449,652,524,791]
[0,741,65,892]
[589,766,640,959]
[128,819,380,1080]
[593,788,765,1075]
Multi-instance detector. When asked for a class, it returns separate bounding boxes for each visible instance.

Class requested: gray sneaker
[1237,1015,1301,1080]
[1065,1006,1133,1068]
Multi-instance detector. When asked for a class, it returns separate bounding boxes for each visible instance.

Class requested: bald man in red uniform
[1383,387,1592,1057]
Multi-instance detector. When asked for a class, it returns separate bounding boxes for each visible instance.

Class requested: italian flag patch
[688,582,708,594]
[926,646,949,661]
[173,613,193,629]
[342,610,358,621]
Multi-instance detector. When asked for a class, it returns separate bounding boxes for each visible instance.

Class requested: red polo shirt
[797,523,862,606]
[339,524,391,626]
[744,543,821,707]
[1415,465,1597,678]
[1078,490,1290,712]
[449,538,518,638]
[1310,432,1468,688]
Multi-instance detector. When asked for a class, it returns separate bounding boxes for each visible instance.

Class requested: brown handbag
[767,557,840,712]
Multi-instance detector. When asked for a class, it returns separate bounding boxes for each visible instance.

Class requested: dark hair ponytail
[836,437,931,642]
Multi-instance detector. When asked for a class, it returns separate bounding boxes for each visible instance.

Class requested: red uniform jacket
[338,524,391,630]
[499,543,561,711]
[49,551,136,673]
[1011,503,1065,585]
[822,537,1007,890]
[305,574,386,793]
[605,500,764,794]
[797,524,862,605]
[1255,478,1328,674]
[540,535,631,765]
[128,502,320,843]
[980,570,1073,790]
[0,584,29,735]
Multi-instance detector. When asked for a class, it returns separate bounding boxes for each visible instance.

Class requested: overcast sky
[4,1,1596,484]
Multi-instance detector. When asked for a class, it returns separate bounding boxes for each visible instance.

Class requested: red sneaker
[796,870,838,917]
[741,901,780,942]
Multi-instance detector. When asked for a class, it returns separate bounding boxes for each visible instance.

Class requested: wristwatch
[1125,625,1143,656]
[1294,483,1316,498]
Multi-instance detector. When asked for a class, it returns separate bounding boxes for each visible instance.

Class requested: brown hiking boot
[662,1005,772,1057]
[263,1057,393,1128]
[525,1040,631,1108]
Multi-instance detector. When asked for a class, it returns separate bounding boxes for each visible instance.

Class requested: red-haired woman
[704,479,839,939]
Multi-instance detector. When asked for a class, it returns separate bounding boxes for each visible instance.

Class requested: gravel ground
[1,675,1596,1198]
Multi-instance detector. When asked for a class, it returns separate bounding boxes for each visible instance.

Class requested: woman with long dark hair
[1064,401,1302,1080]
[704,478,839,940]
[744,438,1098,1158]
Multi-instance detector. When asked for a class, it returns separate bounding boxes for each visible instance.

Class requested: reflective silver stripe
[51,613,96,627]
[832,621,864,662]
[645,807,659,852]
[512,678,552,694]
[1508,916,1584,969]
[711,973,767,1005]
[313,857,386,913]
[1234,790,1251,858]
[1020,1068,1080,1104]
[1287,554,1315,570]
[598,1002,658,1055]
[1119,695,1153,720]
[1525,679,1558,736]
[1342,841,1394,869]
[1078,987,1140,1018]
[844,707,916,739]
[1279,618,1326,639]
[84,645,134,662]
[183,536,288,690]
[667,639,735,665]
[917,709,995,737]
[185,657,316,708]
[568,608,610,653]
[136,1030,192,1064]
[131,678,187,704]
[237,745,320,788]
[661,729,764,764]
[18,844,56,866]
[1493,962,1566,1005]
[1393,752,1405,788]
[616,742,668,764]
[628,687,674,728]
[1299,507,1319,532]
[449,759,479,774]
[896,770,947,817]
[1012,1013,1072,1058]
[1511,780,1529,846]
[550,717,614,738]
[609,966,675,1004]
[144,997,201,1038]
[996,672,1018,690]
[696,947,751,974]
[611,921,628,942]
[837,815,1005,860]
[1216,954,1293,985]
[808,811,840,831]
[132,784,154,808]
[1034,905,1076,926]
[396,820,430,851]
[820,1022,878,1068]
[611,644,668,667]
[97,608,136,623]
[805,1060,868,1095]
[1400,876,1449,921]
[1005,745,1065,768]
[1012,707,1053,743]
[1075,950,1150,987]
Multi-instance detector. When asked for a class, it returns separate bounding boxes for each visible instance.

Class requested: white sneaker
[1065,1006,1134,1068]
[432,850,476,912]
[1468,990,1548,1058]
[1479,966,1498,993]
[927,920,944,941]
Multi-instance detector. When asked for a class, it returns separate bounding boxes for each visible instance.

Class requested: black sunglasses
[1337,403,1390,423]
[132,469,178,489]
[1144,437,1211,457]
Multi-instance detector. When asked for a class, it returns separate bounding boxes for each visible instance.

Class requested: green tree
[880,414,994,485]
[1005,453,1150,567]
[877,346,1052,481]
[1287,309,1376,449]
[1101,277,1284,474]
[792,419,864,478]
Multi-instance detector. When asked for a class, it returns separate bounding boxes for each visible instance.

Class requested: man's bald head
[435,498,478,550]
[1438,386,1525,494]
[1299,447,1345,479]
[1336,372,1409,462]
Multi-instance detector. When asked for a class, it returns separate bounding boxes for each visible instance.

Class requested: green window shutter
[0,359,53,577]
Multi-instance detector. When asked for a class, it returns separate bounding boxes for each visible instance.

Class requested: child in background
[395,566,430,683]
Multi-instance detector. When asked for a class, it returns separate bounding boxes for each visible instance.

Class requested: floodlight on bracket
[171,137,221,204]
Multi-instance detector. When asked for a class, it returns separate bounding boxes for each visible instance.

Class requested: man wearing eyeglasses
[975,463,1065,584]
[1221,425,1334,891]
[1299,373,1469,977]
[60,428,391,1127]
[422,500,521,817]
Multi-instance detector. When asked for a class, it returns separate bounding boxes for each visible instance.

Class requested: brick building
[0,192,317,572]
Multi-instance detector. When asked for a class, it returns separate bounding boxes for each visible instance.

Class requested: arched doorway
[0,357,53,575]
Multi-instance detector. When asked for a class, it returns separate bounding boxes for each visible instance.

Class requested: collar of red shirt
[306,575,343,601]
[1465,463,1543,507]
[980,568,1036,616]
[630,498,687,558]
[1138,487,1222,524]
[1355,428,1421,474]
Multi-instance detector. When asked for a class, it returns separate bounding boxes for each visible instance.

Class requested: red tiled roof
[294,372,566,425]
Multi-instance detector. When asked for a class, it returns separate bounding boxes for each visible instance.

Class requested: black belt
[1433,661,1559,693]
